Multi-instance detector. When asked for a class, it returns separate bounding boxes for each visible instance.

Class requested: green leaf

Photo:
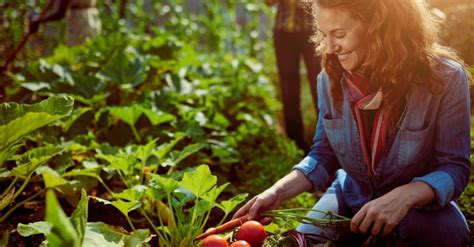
[13,146,64,178]
[17,221,52,237]
[70,190,88,245]
[201,183,228,205]
[111,200,142,216]
[114,185,147,202]
[83,222,152,247]
[154,133,185,160]
[0,96,73,164]
[108,105,143,127]
[163,143,206,167]
[178,165,216,198]
[173,143,206,165]
[142,108,176,126]
[39,167,70,189]
[96,154,130,173]
[0,96,73,144]
[45,190,80,247]
[91,196,140,217]
[19,221,153,247]
[101,51,149,88]
[62,167,103,181]
[124,229,154,247]
[217,193,248,215]
[148,174,178,194]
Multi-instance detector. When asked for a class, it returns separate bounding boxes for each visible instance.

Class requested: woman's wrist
[396,181,436,208]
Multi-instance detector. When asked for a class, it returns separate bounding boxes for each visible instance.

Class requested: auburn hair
[310,0,467,114]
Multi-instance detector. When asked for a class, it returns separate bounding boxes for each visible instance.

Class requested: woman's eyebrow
[317,28,346,35]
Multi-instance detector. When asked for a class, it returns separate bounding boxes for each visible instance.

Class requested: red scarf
[344,72,390,178]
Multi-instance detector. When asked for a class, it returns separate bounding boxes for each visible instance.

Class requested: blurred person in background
[266,0,322,153]
[235,0,471,245]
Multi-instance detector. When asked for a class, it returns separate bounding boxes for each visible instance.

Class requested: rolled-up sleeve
[412,64,471,210]
[293,73,341,192]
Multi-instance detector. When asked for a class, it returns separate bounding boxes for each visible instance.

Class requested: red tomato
[230,240,251,247]
[202,235,229,247]
[236,221,266,246]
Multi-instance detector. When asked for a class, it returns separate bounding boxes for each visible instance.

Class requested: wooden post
[66,0,101,45]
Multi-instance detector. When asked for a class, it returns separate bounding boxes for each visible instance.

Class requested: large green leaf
[0,96,73,164]
[18,221,152,247]
[178,165,216,198]
[83,222,152,247]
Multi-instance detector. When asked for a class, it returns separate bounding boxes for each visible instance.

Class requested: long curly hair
[311,0,466,114]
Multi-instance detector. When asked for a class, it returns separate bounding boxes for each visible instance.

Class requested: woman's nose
[326,38,339,54]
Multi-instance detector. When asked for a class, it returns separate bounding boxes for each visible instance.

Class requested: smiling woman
[233,0,472,246]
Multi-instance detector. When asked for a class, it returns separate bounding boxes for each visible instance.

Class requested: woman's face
[316,7,367,72]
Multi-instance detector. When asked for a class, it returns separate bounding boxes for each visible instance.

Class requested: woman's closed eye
[334,32,346,38]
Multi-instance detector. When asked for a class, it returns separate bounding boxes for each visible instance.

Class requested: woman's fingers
[248,197,266,219]
[358,211,374,234]
[232,197,256,219]
[350,206,366,233]
[370,219,384,236]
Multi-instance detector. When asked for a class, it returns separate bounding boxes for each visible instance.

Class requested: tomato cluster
[202,220,266,247]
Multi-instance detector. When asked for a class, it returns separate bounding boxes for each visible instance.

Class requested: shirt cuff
[292,156,331,193]
[411,170,454,210]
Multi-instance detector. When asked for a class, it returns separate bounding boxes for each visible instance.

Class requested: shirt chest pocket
[322,117,346,156]
[397,122,434,168]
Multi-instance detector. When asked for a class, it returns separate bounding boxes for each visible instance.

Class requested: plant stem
[0,190,42,223]
[190,197,199,226]
[131,125,142,143]
[140,208,164,245]
[1,177,18,198]
[11,173,33,202]
[266,208,351,220]
[98,177,115,195]
[216,212,228,227]
[126,215,136,231]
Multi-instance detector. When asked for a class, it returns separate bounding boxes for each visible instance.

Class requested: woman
[233,0,471,246]
[266,0,322,152]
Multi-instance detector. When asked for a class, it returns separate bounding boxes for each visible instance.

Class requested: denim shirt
[293,58,471,213]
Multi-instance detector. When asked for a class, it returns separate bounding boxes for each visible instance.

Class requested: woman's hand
[350,182,435,236]
[232,170,313,221]
[232,188,282,221]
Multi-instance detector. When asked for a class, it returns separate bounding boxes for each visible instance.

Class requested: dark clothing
[273,29,321,152]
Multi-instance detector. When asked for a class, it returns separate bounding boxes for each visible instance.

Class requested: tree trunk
[66,0,101,46]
